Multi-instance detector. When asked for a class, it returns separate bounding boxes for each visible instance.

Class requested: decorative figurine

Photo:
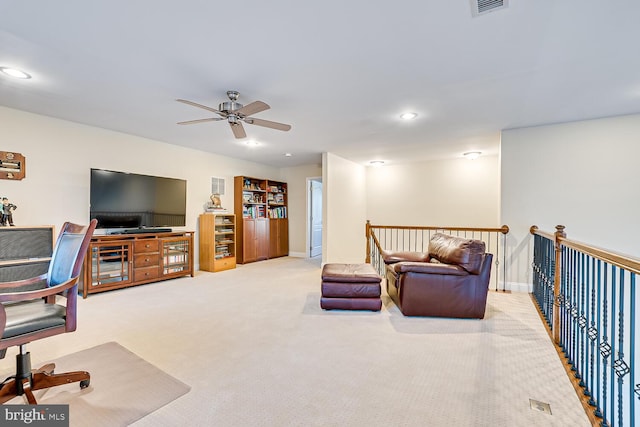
[210,193,222,209]
[204,193,227,212]
[1,197,17,226]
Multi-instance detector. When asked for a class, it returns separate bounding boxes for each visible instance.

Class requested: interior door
[310,179,322,257]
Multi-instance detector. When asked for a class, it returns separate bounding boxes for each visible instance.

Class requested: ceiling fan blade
[230,122,247,139]
[244,117,292,132]
[234,101,270,117]
[177,117,224,125]
[176,99,225,116]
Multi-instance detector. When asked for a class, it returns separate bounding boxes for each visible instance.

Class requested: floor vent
[470,0,508,17]
[529,399,552,415]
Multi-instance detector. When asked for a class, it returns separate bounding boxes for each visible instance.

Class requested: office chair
[0,220,97,404]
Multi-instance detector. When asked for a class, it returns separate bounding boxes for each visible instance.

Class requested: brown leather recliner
[384,233,493,319]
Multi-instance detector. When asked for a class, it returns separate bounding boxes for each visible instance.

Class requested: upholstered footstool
[320,263,382,311]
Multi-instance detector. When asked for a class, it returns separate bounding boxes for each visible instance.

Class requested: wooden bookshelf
[234,176,289,264]
[199,213,236,272]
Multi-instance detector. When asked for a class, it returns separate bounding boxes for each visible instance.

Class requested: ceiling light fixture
[400,112,417,120]
[284,153,293,157]
[0,67,31,79]
[463,151,482,160]
[245,140,260,147]
[369,160,385,166]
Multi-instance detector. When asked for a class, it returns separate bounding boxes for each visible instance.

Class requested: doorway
[308,178,322,258]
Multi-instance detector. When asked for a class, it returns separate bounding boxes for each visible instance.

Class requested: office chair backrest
[47,220,97,287]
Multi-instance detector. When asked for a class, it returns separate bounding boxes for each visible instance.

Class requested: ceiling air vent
[470,0,508,17]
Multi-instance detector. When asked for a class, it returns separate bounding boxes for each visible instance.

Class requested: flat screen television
[90,169,187,230]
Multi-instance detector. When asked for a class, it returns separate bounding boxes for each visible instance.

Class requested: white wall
[323,152,367,264]
[501,114,640,288]
[366,156,500,226]
[0,106,279,266]
[280,163,322,257]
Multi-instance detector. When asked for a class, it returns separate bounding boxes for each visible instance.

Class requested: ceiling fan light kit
[177,91,291,139]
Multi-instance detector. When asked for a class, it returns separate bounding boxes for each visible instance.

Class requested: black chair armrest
[393,262,468,276]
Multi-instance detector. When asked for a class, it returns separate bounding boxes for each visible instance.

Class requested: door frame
[306,176,322,258]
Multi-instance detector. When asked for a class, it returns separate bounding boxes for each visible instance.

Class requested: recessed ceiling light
[245,140,260,147]
[369,160,385,166]
[0,67,31,79]
[284,153,293,157]
[400,112,417,120]
[463,151,481,160]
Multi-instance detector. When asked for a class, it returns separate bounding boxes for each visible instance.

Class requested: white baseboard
[503,281,533,293]
[288,251,307,258]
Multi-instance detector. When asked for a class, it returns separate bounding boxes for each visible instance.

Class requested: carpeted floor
[0,256,590,426]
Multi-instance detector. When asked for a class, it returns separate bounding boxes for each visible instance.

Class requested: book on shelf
[205,207,229,213]
[268,206,287,218]
[165,254,187,263]
[243,205,266,219]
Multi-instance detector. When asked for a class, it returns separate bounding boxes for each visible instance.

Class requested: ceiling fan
[176,91,291,139]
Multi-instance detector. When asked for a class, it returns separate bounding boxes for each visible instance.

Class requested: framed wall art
[0,151,25,180]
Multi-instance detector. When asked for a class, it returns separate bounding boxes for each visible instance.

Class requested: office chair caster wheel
[80,379,90,389]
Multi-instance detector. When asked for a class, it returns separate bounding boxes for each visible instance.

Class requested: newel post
[553,225,566,344]
[365,220,371,263]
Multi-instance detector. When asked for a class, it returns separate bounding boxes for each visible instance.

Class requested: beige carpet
[0,257,591,426]
[2,342,190,427]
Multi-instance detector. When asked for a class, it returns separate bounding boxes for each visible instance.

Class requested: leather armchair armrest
[381,251,430,264]
[393,262,468,276]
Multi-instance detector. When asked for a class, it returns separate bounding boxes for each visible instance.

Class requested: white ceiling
[1,1,639,168]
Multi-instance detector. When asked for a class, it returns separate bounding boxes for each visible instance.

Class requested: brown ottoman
[320,263,382,311]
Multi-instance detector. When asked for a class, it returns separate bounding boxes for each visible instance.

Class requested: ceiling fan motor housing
[219,101,243,113]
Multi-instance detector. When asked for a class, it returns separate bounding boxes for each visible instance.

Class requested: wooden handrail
[529,225,555,241]
[369,224,510,234]
[531,225,640,275]
[366,221,509,290]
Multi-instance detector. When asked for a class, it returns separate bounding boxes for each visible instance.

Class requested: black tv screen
[90,169,187,229]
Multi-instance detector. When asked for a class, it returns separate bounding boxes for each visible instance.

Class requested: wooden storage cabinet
[82,231,193,298]
[234,176,289,264]
[242,218,268,263]
[269,218,289,258]
[199,213,236,272]
[0,226,54,282]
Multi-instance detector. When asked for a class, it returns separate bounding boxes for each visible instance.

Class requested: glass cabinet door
[90,242,132,287]
[161,237,191,276]
[214,215,235,261]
